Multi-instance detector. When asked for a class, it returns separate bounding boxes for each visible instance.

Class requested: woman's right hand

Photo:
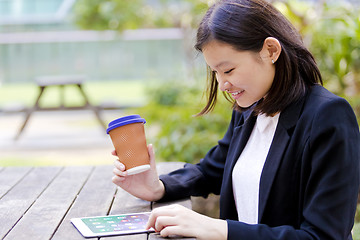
[112,144,165,202]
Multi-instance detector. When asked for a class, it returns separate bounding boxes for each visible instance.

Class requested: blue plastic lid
[106,114,146,134]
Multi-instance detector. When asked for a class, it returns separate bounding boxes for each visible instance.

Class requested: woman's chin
[236,102,253,109]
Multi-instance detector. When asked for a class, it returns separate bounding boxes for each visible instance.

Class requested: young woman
[112,0,360,239]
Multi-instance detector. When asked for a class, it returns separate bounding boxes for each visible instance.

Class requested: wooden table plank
[152,198,192,210]
[3,166,93,240]
[52,165,118,240]
[0,166,32,198]
[0,166,62,239]
[110,188,151,215]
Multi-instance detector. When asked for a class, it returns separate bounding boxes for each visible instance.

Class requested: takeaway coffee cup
[107,115,150,175]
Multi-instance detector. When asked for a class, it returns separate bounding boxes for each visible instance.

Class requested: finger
[154,216,178,232]
[146,205,178,230]
[112,175,125,184]
[148,144,156,167]
[113,167,127,177]
[147,144,158,172]
[148,144,154,158]
[146,211,157,230]
[160,226,184,238]
[114,159,125,171]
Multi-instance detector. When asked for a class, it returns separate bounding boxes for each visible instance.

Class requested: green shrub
[275,1,360,120]
[137,81,232,164]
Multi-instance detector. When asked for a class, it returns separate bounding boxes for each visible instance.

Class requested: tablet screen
[71,212,154,237]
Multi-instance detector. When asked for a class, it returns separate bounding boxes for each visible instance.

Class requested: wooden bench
[0,162,194,240]
[15,75,107,140]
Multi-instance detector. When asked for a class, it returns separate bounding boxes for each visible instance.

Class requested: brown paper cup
[107,115,150,175]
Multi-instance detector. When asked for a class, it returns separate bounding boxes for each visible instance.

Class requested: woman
[112,0,360,239]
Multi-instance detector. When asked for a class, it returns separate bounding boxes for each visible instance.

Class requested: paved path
[0,110,130,166]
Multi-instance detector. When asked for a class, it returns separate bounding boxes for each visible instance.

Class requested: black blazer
[159,85,360,240]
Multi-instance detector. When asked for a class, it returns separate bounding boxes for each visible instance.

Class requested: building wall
[0,29,202,84]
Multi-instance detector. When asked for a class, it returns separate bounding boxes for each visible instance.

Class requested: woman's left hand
[146,204,227,240]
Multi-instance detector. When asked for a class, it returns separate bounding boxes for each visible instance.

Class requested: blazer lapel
[258,96,306,222]
[220,110,257,220]
[227,111,257,171]
[257,122,290,221]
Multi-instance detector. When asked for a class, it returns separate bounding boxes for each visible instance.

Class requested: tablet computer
[71,212,154,238]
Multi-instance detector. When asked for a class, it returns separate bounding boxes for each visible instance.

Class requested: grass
[0,80,147,109]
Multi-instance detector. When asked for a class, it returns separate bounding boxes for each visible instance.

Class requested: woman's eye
[224,68,234,74]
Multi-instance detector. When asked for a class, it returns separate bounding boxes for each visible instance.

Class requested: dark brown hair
[196,0,322,116]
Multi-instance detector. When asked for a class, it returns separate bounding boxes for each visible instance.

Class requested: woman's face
[202,40,276,108]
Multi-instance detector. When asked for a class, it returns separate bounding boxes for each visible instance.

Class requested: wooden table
[0,162,195,240]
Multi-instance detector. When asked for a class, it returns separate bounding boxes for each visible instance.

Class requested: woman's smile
[227,90,245,100]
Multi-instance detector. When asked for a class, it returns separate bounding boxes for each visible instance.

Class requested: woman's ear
[260,37,281,64]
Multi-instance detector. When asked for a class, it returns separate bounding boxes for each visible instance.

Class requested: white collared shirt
[232,113,280,224]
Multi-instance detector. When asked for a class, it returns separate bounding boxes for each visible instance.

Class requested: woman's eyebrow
[215,61,231,69]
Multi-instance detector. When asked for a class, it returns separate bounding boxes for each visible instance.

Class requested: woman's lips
[229,90,244,99]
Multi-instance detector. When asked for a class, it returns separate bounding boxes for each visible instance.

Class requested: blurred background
[0,0,359,235]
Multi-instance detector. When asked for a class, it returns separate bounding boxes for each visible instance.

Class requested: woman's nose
[218,76,231,92]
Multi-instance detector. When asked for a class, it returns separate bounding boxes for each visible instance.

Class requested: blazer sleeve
[158,110,241,202]
[227,97,360,239]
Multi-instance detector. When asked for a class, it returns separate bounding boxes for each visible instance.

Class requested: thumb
[148,144,156,168]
